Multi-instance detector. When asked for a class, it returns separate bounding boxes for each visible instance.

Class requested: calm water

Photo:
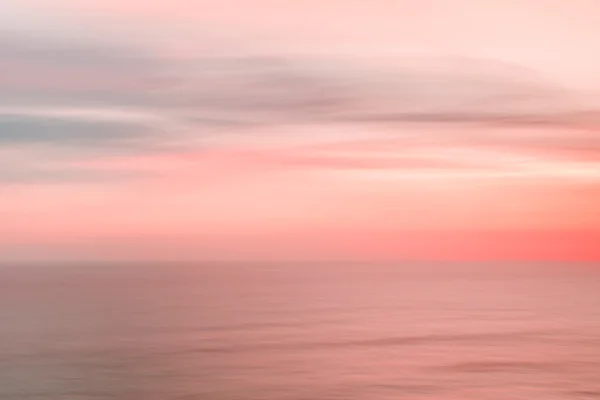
[1,263,600,399]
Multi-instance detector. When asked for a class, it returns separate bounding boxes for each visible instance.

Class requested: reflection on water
[0,263,599,399]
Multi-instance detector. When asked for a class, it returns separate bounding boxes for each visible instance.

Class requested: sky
[1,0,600,263]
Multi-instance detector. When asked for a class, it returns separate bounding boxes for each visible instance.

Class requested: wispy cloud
[0,34,162,107]
[0,115,160,148]
[2,28,600,186]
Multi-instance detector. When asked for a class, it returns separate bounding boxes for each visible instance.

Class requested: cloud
[0,113,171,154]
[157,55,587,124]
[1,115,146,144]
[2,28,600,186]
[2,29,597,128]
[0,113,167,184]
[0,34,150,70]
[153,53,600,166]
[0,34,163,108]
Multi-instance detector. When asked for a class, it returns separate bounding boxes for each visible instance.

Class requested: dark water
[1,263,600,399]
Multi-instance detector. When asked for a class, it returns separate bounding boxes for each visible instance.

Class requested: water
[1,263,599,399]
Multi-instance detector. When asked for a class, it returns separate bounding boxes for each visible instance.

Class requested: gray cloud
[0,34,164,108]
[0,35,151,70]
[156,54,600,163]
[157,54,600,129]
[0,114,170,184]
[2,30,595,126]
[0,114,165,152]
[157,56,344,118]
[2,30,600,169]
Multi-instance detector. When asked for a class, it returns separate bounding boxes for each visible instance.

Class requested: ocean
[1,263,599,399]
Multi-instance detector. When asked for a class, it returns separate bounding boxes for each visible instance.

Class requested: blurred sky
[1,0,600,262]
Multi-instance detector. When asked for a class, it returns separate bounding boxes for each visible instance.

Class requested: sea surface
[1,263,600,399]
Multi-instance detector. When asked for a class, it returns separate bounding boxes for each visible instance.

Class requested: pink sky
[1,1,600,262]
